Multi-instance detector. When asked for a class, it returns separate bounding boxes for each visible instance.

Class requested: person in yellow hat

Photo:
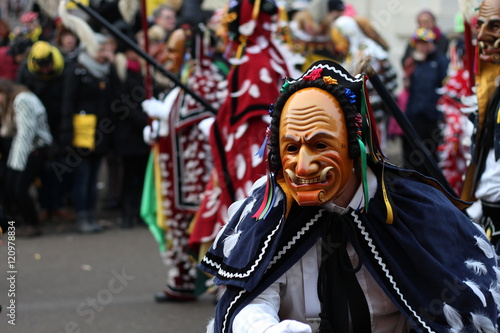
[25,41,65,80]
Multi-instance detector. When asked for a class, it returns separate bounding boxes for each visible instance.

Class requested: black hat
[286,59,363,110]
[328,0,345,12]
[113,19,137,53]
[7,38,33,56]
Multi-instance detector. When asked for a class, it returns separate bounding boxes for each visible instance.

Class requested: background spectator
[59,2,118,233]
[0,37,32,80]
[151,5,177,41]
[401,9,450,66]
[52,24,80,63]
[0,78,52,237]
[402,28,449,175]
[9,11,42,42]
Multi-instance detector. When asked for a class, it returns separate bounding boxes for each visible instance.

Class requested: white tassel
[489,283,500,312]
[465,259,488,275]
[475,236,495,259]
[470,312,496,333]
[464,279,487,307]
[114,52,127,82]
[443,303,463,332]
[206,318,215,333]
[223,230,242,257]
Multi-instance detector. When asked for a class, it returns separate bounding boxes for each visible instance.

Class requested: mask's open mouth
[479,39,500,55]
[285,166,334,186]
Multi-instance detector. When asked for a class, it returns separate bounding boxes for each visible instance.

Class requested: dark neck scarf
[317,211,371,333]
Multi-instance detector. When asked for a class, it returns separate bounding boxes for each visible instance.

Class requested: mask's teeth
[285,169,299,183]
[285,168,332,185]
[320,167,334,182]
[494,39,500,49]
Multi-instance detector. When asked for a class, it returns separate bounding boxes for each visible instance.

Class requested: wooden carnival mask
[165,29,186,74]
[477,0,500,63]
[279,87,355,206]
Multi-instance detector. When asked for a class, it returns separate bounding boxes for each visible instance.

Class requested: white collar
[322,167,378,214]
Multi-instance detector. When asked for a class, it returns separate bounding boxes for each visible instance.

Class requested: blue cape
[200,163,500,333]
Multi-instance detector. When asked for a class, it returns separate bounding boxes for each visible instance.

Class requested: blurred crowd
[0,0,473,255]
[0,0,486,310]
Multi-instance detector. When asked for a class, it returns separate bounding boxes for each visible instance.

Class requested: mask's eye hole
[315,142,327,150]
[287,145,298,153]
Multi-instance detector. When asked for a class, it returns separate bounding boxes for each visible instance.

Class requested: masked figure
[189,0,292,264]
[200,60,500,333]
[141,27,227,301]
[462,0,500,250]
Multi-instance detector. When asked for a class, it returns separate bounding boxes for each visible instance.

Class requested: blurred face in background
[60,32,78,53]
[417,12,436,30]
[125,49,140,62]
[14,51,29,64]
[37,61,54,74]
[94,43,113,64]
[413,39,435,60]
[154,7,176,33]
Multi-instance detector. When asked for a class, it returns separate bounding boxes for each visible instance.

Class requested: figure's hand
[143,119,159,145]
[142,98,168,120]
[264,320,312,333]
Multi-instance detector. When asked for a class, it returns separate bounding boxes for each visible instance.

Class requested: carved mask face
[279,87,354,206]
[477,0,500,63]
[165,29,186,73]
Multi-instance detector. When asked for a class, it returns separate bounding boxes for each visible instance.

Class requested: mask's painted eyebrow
[304,131,335,141]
